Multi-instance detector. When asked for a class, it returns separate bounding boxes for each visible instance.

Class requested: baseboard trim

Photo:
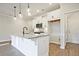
[60,45,65,49]
[0,43,10,46]
[50,42,65,49]
[50,41,60,45]
[66,41,79,44]
[0,40,11,45]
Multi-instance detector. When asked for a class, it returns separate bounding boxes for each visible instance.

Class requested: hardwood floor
[0,42,79,56]
[49,43,79,56]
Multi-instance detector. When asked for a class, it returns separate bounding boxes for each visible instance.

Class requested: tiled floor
[0,44,24,56]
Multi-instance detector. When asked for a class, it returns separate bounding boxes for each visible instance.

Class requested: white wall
[66,12,79,44]
[60,3,79,44]
[0,14,31,42]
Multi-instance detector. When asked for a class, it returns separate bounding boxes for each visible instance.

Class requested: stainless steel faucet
[23,27,28,36]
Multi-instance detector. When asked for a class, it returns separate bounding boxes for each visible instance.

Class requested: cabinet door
[38,36,49,56]
[11,36,18,48]
[21,38,37,56]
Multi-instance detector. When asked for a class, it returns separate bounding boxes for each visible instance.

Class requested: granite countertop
[23,33,49,39]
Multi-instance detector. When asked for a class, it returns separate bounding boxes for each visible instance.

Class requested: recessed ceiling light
[28,12,32,16]
[37,9,40,13]
[49,3,52,5]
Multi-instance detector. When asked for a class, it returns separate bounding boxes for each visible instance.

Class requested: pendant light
[27,3,32,16]
[18,3,23,18]
[13,6,16,20]
[27,3,30,12]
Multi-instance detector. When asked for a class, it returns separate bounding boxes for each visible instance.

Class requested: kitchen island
[11,33,49,56]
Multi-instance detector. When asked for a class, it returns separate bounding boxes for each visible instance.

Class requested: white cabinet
[11,35,49,56]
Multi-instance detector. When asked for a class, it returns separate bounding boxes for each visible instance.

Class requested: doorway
[48,19,60,44]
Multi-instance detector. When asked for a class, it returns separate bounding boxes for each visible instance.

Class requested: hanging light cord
[14,6,16,17]
[28,3,29,8]
[19,3,21,14]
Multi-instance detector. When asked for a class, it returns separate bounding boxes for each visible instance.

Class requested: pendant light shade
[14,16,16,20]
[28,12,32,16]
[27,3,30,12]
[27,3,32,16]
[19,3,23,18]
[27,8,30,12]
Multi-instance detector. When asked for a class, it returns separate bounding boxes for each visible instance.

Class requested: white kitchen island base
[11,34,49,56]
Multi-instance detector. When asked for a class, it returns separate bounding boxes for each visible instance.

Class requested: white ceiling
[0,3,60,20]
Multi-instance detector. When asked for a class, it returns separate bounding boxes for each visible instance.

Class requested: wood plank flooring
[49,43,79,56]
[0,43,79,56]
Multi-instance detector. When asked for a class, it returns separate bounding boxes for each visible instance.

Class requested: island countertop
[22,33,49,39]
